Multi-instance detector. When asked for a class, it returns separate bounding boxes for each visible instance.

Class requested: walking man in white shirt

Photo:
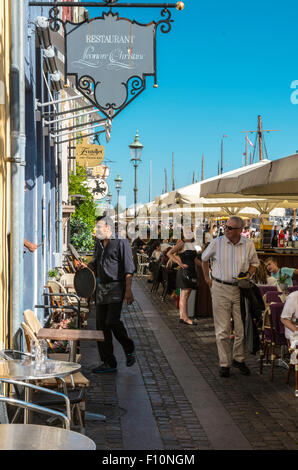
[202,216,259,377]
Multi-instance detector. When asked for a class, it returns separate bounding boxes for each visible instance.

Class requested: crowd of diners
[129,217,298,378]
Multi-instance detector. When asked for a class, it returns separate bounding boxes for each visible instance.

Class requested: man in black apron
[85,216,136,373]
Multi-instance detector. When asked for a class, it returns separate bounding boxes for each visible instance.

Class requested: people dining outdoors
[252,259,278,286]
[264,257,298,287]
[147,240,162,284]
[167,227,200,326]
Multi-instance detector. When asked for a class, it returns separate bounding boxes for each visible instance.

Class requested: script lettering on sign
[65,12,155,118]
[76,139,105,167]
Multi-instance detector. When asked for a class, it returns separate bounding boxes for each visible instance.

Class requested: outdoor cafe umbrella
[200,154,298,199]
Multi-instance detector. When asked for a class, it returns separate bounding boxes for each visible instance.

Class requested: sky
[83,0,298,209]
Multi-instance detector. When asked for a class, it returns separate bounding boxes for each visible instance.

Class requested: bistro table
[0,358,81,382]
[37,328,104,362]
[37,328,106,422]
[0,424,96,450]
[0,357,81,424]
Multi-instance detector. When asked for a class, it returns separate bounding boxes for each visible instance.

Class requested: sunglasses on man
[225,225,241,231]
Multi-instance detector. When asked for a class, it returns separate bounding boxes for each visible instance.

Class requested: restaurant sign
[76,139,105,167]
[65,12,155,119]
[87,177,109,200]
[92,164,110,179]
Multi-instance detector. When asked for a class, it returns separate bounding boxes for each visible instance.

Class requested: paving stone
[77,278,298,450]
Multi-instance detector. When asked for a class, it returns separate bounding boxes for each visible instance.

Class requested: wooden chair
[46,280,89,327]
[259,302,288,381]
[23,309,82,363]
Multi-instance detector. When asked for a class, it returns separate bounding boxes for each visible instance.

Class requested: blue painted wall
[23,1,59,323]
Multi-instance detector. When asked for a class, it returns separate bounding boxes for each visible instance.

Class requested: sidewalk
[80,278,298,451]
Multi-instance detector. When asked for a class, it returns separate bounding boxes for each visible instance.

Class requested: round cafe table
[0,358,81,381]
[0,424,96,450]
[0,358,81,423]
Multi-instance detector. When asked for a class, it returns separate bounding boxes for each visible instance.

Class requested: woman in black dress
[167,227,200,325]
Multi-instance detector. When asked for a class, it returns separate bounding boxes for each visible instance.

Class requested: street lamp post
[129,131,143,221]
[106,191,112,214]
[114,174,123,223]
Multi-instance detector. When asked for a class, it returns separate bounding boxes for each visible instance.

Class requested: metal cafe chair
[0,379,70,429]
[22,317,89,429]
[0,348,86,432]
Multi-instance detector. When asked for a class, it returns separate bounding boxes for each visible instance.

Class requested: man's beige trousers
[210,281,245,367]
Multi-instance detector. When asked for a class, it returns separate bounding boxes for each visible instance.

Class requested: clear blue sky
[84,0,298,209]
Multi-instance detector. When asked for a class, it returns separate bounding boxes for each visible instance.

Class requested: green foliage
[70,217,94,252]
[48,268,59,279]
[69,165,96,251]
[278,272,289,284]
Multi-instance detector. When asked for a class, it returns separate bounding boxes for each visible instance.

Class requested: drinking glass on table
[32,339,48,368]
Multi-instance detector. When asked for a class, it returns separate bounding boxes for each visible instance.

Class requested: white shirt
[281,291,298,339]
[201,235,259,283]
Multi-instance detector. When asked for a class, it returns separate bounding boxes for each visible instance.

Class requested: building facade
[0,0,11,349]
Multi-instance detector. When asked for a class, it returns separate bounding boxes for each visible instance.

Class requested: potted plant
[278,272,289,292]
[47,268,60,280]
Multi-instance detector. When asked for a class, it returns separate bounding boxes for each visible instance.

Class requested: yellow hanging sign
[76,139,105,167]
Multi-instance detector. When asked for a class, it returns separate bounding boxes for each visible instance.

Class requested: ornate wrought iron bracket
[30,1,184,119]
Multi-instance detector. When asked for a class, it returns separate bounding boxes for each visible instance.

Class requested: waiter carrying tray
[201,216,259,378]
[79,215,136,373]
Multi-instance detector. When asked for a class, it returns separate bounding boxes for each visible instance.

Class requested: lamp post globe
[129,131,143,221]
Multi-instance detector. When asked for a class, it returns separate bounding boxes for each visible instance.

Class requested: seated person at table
[147,240,162,283]
[281,291,298,339]
[252,259,278,286]
[264,257,298,287]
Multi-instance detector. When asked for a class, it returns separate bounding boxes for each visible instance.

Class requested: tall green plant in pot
[69,165,96,252]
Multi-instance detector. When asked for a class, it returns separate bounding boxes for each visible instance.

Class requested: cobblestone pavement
[80,278,298,451]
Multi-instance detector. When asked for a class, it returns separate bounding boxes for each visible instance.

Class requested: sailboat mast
[258,115,263,161]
